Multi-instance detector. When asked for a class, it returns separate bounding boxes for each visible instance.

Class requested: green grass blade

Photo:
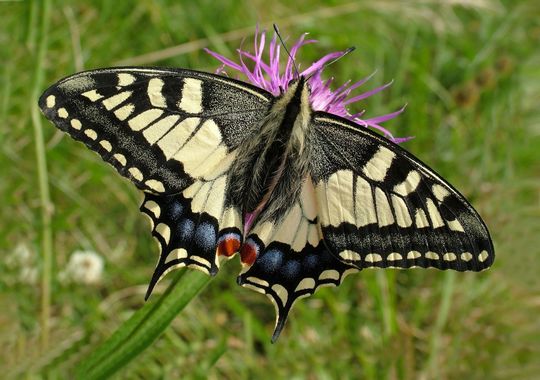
[77,270,187,374]
[30,0,53,351]
[76,269,211,380]
[425,271,456,378]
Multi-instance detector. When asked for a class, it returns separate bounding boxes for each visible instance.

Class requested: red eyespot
[240,241,258,266]
[217,235,241,257]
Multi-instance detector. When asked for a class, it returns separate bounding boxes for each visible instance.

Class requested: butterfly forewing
[311,113,494,271]
[39,68,271,194]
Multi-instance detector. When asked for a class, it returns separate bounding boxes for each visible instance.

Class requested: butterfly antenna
[306,46,356,82]
[329,46,355,67]
[273,24,300,79]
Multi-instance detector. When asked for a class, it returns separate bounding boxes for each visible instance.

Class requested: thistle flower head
[205,28,409,143]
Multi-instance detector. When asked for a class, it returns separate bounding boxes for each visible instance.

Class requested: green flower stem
[426,271,456,377]
[76,269,211,380]
[376,270,397,339]
[30,0,53,350]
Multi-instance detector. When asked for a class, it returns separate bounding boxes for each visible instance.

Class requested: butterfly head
[285,75,309,96]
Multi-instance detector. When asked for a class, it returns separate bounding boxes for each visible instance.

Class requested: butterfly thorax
[227,77,313,228]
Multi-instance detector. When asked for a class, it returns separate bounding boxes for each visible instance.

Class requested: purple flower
[205,28,410,143]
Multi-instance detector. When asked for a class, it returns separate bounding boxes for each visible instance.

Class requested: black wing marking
[310,113,494,271]
[238,177,357,342]
[39,67,271,194]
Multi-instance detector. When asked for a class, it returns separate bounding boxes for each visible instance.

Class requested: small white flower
[14,243,32,262]
[19,267,38,285]
[65,250,104,285]
[6,243,33,268]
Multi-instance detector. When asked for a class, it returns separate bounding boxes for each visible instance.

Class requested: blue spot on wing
[283,260,301,279]
[179,219,195,242]
[304,254,319,269]
[194,222,217,251]
[169,201,184,220]
[257,249,284,273]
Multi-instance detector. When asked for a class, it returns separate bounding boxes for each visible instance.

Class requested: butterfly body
[40,66,493,342]
[228,76,312,228]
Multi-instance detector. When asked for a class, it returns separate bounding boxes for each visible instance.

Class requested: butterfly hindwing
[238,177,357,341]
[140,177,243,297]
[310,113,494,271]
[39,67,271,194]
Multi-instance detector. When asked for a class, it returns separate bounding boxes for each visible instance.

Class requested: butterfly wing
[140,181,243,297]
[238,177,357,342]
[39,67,271,193]
[39,68,272,292]
[310,113,494,270]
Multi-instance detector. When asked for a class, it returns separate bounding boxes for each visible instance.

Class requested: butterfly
[39,62,494,342]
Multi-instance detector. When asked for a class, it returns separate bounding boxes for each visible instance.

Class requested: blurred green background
[1,0,539,378]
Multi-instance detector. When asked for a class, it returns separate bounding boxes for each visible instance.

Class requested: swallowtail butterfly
[39,52,494,342]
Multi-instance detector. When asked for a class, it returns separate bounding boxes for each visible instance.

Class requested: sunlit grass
[1,0,539,379]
